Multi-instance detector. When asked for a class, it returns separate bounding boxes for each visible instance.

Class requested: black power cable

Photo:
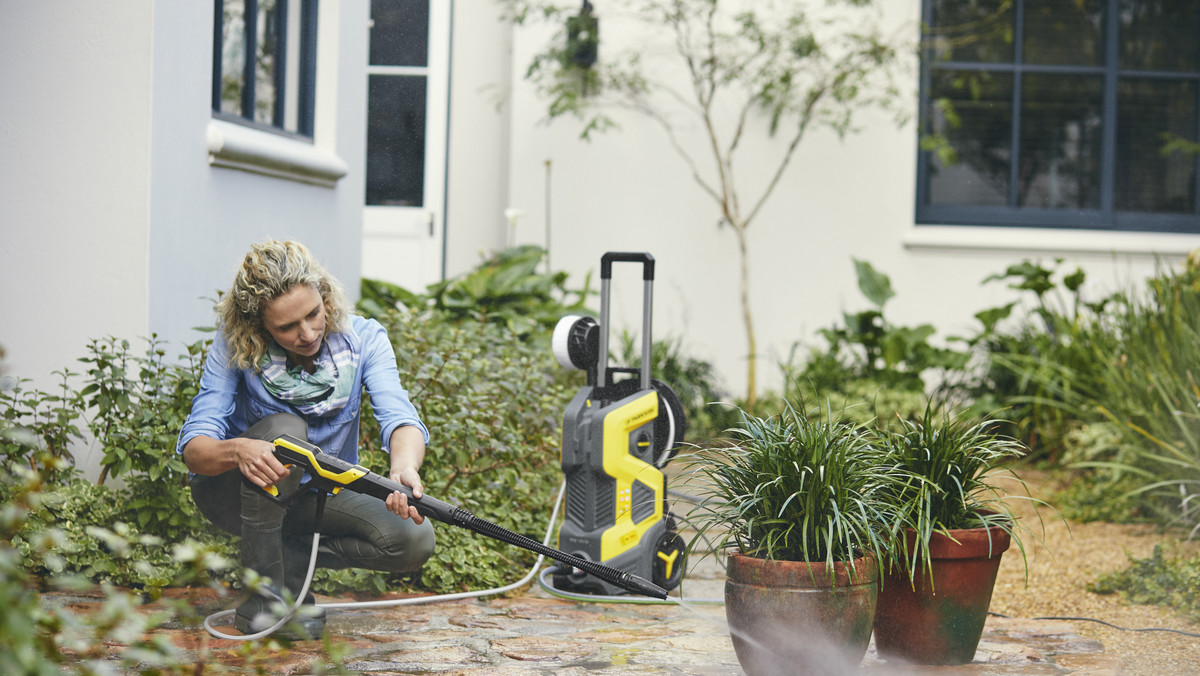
[989,611,1200,638]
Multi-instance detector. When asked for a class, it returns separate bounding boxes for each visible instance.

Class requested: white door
[362,0,449,292]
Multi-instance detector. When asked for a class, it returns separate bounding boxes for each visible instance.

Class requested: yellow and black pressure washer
[549,252,688,596]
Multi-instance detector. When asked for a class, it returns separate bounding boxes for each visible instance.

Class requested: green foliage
[12,477,237,592]
[1092,545,1200,623]
[962,258,1117,458]
[0,369,84,486]
[1049,470,1156,524]
[972,257,1200,532]
[874,404,1033,582]
[321,309,575,595]
[680,399,900,576]
[360,245,593,340]
[786,259,967,406]
[614,330,731,440]
[77,335,213,536]
[0,433,231,674]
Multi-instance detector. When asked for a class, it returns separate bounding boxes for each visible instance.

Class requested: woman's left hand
[386,467,425,523]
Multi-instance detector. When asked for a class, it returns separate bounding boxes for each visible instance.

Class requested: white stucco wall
[1,0,373,477]
[443,1,514,277]
[502,1,1200,400]
[148,0,370,350]
[0,2,155,388]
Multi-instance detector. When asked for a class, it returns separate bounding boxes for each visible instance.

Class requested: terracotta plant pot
[725,551,878,676]
[873,523,1011,665]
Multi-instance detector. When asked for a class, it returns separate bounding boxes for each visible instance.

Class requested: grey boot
[234,525,326,640]
[235,480,325,640]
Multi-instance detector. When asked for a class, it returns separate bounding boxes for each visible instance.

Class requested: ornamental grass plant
[875,403,1035,583]
[681,399,903,581]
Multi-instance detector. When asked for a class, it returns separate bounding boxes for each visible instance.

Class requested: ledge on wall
[206,118,348,187]
[904,225,1200,258]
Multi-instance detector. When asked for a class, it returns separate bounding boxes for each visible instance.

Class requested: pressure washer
[548,251,688,597]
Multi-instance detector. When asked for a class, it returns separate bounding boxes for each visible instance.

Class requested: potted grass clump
[681,399,902,676]
[872,403,1032,666]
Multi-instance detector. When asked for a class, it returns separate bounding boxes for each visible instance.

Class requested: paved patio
[45,549,1124,675]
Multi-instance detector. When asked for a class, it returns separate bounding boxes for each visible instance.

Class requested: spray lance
[263,434,669,600]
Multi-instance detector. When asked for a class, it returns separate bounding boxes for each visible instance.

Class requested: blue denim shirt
[176,315,428,465]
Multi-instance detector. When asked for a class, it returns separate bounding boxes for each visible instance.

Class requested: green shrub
[360,245,593,339]
[77,335,212,537]
[973,257,1200,531]
[318,309,575,595]
[1092,545,1200,622]
[0,369,83,486]
[782,259,967,423]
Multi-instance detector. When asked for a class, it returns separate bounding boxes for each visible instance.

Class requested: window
[212,0,318,138]
[917,0,1200,233]
[365,1,430,208]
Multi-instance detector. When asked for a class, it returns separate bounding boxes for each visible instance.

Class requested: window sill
[206,119,348,187]
[903,225,1200,257]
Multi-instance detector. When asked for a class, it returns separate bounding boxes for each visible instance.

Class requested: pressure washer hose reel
[550,252,688,596]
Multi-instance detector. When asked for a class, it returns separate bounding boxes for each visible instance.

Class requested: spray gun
[262,435,669,600]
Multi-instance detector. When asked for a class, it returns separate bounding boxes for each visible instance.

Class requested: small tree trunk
[734,225,757,410]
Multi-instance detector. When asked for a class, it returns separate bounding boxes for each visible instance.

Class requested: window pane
[1018,74,1104,209]
[254,0,281,126]
[1023,0,1105,66]
[366,75,427,207]
[1116,78,1198,213]
[928,0,1013,63]
[219,0,246,116]
[370,1,429,67]
[1119,0,1200,71]
[926,70,1014,207]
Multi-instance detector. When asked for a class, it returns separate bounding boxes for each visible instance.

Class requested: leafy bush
[973,257,1200,531]
[680,398,899,574]
[1092,545,1200,622]
[360,245,593,339]
[0,369,83,486]
[0,380,231,674]
[778,259,966,426]
[312,309,576,595]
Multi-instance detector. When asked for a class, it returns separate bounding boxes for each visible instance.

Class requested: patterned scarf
[258,331,359,417]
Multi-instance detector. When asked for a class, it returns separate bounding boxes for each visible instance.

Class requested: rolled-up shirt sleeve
[175,336,239,455]
[356,317,429,450]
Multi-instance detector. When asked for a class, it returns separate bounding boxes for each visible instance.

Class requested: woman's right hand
[236,438,291,488]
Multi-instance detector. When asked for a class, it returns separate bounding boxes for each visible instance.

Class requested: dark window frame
[915,0,1200,234]
[212,0,319,139]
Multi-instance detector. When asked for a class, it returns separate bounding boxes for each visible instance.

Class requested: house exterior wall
[1,1,155,392]
[443,1,514,278]
[1,0,371,476]
[499,1,1200,399]
[146,0,370,347]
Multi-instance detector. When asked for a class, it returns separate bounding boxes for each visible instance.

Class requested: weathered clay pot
[873,523,1011,665]
[724,551,878,676]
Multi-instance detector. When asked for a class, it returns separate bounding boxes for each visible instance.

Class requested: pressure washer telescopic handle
[600,251,655,281]
[597,252,655,390]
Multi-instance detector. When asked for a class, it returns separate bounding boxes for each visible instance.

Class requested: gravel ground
[992,470,1200,675]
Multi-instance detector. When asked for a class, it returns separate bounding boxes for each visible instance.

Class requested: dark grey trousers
[189,413,435,575]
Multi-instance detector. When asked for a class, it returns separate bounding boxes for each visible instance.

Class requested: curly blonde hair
[217,240,351,371]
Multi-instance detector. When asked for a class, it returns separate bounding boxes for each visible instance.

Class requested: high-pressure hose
[206,480,572,639]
